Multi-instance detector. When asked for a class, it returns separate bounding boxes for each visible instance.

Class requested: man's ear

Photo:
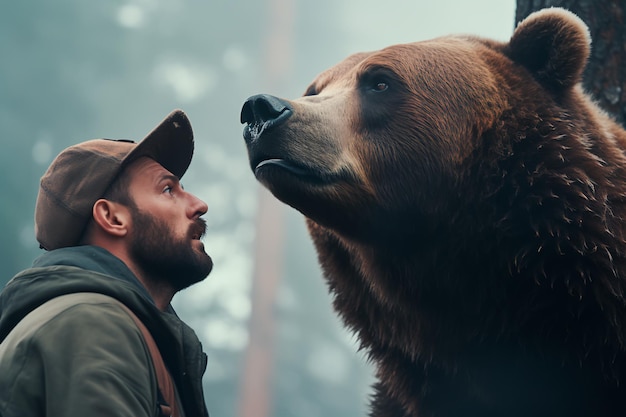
[92,199,130,238]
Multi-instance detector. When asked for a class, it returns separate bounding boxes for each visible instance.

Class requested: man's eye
[163,186,173,194]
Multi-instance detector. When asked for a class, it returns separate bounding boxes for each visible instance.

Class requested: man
[0,109,212,417]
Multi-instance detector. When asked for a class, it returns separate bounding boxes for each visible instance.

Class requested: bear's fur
[241,8,626,417]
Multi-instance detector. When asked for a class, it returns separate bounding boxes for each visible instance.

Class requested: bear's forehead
[367,38,488,70]
[310,36,502,89]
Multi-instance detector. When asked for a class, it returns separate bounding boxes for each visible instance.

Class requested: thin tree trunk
[236,0,295,416]
[237,187,284,417]
[516,0,626,127]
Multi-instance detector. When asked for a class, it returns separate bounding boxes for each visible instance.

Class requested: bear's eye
[360,69,396,95]
[371,81,389,93]
[363,73,392,93]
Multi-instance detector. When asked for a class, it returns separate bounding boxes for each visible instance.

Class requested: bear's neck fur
[307,86,626,415]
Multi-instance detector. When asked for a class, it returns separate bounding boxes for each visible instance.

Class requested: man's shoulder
[0,294,159,417]
[26,292,136,330]
[2,293,143,351]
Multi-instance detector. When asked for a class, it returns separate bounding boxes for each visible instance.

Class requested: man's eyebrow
[159,173,185,189]
[158,173,181,186]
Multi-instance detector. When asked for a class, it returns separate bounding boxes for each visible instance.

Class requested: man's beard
[129,207,213,291]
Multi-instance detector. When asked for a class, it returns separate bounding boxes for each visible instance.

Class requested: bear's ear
[507,7,591,93]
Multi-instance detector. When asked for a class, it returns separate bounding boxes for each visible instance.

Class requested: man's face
[124,157,213,290]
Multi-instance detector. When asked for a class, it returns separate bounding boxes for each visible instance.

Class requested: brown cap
[35,109,194,251]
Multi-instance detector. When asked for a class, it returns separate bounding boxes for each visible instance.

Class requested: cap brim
[123,109,194,179]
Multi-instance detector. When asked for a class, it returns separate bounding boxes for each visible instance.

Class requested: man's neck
[89,242,175,311]
[122,260,176,311]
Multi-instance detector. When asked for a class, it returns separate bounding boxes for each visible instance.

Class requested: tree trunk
[237,1,295,416]
[515,0,626,127]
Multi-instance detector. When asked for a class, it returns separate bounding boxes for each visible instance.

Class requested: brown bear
[240,8,626,417]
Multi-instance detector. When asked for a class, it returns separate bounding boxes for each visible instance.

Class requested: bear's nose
[241,94,293,142]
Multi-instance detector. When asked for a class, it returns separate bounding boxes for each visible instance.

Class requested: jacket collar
[31,245,152,302]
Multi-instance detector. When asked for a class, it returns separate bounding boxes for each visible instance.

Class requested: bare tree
[516,0,626,127]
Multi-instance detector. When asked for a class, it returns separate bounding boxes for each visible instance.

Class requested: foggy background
[1,1,515,416]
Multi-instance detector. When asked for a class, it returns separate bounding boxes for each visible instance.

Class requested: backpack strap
[116,302,183,417]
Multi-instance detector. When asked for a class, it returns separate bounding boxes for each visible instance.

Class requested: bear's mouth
[255,158,311,176]
[254,158,342,185]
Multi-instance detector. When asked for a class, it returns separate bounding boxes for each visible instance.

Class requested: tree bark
[515,0,626,127]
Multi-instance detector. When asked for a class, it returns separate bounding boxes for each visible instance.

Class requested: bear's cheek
[351,123,457,208]
[248,105,384,228]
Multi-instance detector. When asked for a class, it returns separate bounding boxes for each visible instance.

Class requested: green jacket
[0,245,210,417]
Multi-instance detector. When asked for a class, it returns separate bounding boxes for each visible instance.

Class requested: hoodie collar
[31,245,151,300]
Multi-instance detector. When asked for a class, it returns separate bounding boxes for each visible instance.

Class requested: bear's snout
[241,94,293,142]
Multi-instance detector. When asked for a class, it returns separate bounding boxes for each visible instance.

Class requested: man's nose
[187,192,208,218]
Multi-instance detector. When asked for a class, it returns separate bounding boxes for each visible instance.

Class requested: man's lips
[190,218,207,240]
